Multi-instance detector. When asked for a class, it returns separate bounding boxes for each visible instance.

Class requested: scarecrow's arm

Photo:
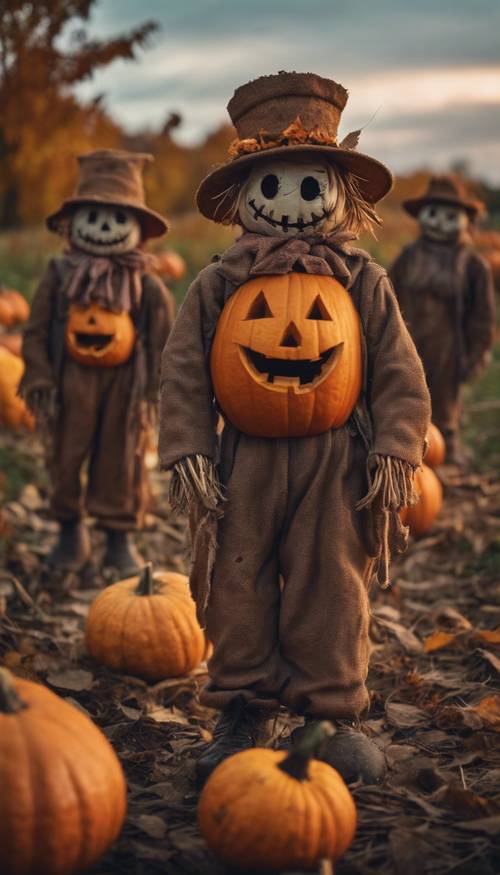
[158,263,226,509]
[21,260,59,403]
[141,273,176,403]
[462,252,496,378]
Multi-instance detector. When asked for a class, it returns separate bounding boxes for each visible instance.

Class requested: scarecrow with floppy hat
[390,175,495,463]
[159,72,431,785]
[22,149,174,574]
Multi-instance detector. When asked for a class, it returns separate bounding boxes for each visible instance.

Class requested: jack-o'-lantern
[65,302,136,367]
[211,273,362,437]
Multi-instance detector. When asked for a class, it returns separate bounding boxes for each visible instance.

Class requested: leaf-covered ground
[1,385,499,874]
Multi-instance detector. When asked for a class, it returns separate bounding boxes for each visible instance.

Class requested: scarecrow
[390,175,495,463]
[22,150,174,574]
[159,72,431,785]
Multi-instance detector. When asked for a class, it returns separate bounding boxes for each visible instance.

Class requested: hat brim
[196,144,393,223]
[46,196,169,240]
[403,194,481,219]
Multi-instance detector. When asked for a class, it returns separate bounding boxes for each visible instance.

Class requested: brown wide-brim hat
[196,71,393,223]
[47,149,169,240]
[403,174,483,220]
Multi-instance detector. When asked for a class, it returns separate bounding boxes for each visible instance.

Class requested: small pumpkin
[211,273,362,438]
[85,564,209,680]
[156,249,186,281]
[0,288,30,327]
[0,347,34,430]
[198,721,356,872]
[0,333,23,356]
[65,302,136,367]
[0,667,126,875]
[425,422,446,467]
[400,464,443,536]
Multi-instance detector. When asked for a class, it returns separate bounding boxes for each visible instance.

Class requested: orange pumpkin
[0,288,29,327]
[0,347,34,430]
[65,303,136,367]
[85,564,210,680]
[198,721,356,871]
[211,273,362,437]
[0,667,126,875]
[0,333,22,357]
[156,249,186,281]
[425,422,446,467]
[400,464,443,536]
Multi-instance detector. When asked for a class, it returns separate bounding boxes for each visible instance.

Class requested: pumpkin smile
[77,229,131,247]
[74,331,114,351]
[247,199,332,232]
[240,342,343,391]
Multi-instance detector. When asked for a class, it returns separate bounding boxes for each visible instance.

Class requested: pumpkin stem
[278,720,335,781]
[135,562,155,596]
[0,667,27,714]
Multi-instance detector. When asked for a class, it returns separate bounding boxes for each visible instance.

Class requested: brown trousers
[50,358,146,530]
[201,426,376,720]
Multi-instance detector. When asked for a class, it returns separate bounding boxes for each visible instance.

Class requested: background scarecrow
[22,149,174,574]
[390,175,495,463]
[159,72,431,785]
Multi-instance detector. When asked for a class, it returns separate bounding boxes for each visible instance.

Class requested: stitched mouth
[247,199,332,232]
[77,230,130,247]
[240,342,343,390]
[74,332,114,350]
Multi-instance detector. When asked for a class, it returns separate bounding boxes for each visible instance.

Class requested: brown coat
[159,233,430,720]
[390,236,495,437]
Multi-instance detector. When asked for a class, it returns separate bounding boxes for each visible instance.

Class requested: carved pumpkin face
[65,303,136,367]
[211,273,362,437]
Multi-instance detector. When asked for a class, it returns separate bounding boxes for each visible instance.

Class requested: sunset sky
[76,0,500,181]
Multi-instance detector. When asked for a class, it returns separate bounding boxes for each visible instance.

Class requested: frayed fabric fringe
[169,454,225,516]
[356,454,418,590]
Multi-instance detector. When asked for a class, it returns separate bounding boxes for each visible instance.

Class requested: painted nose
[280,321,302,347]
[88,316,97,325]
[101,222,110,231]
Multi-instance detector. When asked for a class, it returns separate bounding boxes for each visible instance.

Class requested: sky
[75,0,500,182]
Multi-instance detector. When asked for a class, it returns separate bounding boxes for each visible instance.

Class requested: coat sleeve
[463,252,496,377]
[21,259,59,394]
[158,263,226,470]
[364,271,431,467]
[141,273,176,401]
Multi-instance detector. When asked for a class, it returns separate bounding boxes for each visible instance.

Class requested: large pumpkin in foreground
[198,721,356,871]
[211,273,362,437]
[425,422,446,467]
[65,302,136,367]
[401,464,443,537]
[0,347,34,430]
[85,564,209,680]
[0,668,126,875]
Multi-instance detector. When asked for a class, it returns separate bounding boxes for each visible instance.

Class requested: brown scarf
[60,247,158,312]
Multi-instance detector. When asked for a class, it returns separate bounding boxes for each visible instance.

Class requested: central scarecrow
[159,72,431,785]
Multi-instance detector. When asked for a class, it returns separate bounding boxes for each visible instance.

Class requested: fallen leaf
[477,649,500,673]
[456,816,500,835]
[46,669,94,691]
[424,630,457,653]
[477,629,500,646]
[469,695,500,731]
[386,702,428,729]
[136,814,167,840]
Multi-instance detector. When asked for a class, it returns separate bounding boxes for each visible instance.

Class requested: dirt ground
[0,426,499,875]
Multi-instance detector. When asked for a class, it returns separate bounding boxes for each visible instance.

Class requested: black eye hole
[428,206,436,218]
[446,211,456,221]
[301,176,321,201]
[88,210,97,224]
[246,290,273,320]
[115,210,127,224]
[306,295,332,321]
[260,174,279,199]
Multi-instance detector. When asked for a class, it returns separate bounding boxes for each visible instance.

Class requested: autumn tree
[0,1,157,226]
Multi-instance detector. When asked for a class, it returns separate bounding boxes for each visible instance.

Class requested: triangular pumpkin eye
[246,291,273,319]
[306,295,332,321]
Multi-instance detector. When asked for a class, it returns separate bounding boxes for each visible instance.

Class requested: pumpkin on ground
[0,287,30,327]
[0,667,126,875]
[425,422,446,467]
[156,249,186,281]
[0,347,34,430]
[65,302,136,367]
[211,272,362,438]
[0,333,23,357]
[198,721,356,872]
[401,464,443,537]
[85,564,210,680]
